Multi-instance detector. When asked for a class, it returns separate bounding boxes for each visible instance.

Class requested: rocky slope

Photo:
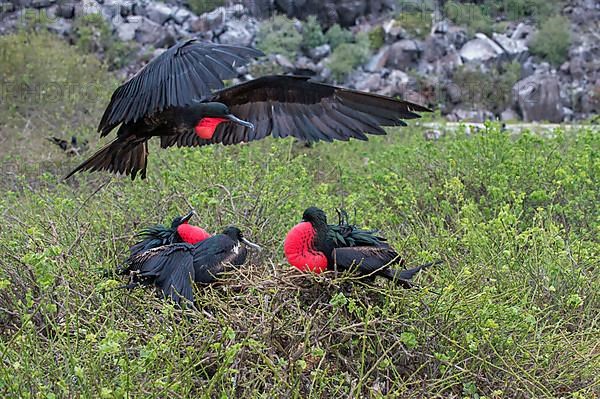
[1,0,598,122]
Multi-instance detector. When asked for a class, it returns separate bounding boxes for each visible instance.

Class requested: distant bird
[284,207,440,287]
[122,226,261,305]
[47,136,88,156]
[126,210,211,259]
[66,39,430,180]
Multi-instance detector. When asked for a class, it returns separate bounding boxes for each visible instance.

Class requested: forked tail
[64,136,148,180]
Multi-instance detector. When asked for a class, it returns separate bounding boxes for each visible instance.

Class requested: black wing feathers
[185,75,431,147]
[98,40,263,136]
[125,244,196,304]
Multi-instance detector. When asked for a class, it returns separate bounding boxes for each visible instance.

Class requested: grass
[1,32,599,398]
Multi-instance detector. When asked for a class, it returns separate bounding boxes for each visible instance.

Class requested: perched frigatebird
[284,207,440,287]
[122,226,261,304]
[48,136,88,156]
[66,39,430,180]
[126,210,211,259]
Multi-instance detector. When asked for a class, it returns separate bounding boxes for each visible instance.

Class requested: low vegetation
[530,15,572,66]
[326,32,371,82]
[186,0,225,16]
[0,32,598,398]
[451,61,522,113]
[256,15,303,59]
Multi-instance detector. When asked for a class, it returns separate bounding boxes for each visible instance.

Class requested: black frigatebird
[122,226,261,304]
[66,39,431,180]
[48,136,88,156]
[126,210,211,258]
[284,207,440,287]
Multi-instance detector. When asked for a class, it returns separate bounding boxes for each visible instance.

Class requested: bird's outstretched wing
[124,244,196,305]
[98,40,263,136]
[160,75,431,148]
[192,235,247,284]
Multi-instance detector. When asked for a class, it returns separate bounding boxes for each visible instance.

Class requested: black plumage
[67,40,430,180]
[126,210,196,259]
[122,227,260,305]
[301,207,439,287]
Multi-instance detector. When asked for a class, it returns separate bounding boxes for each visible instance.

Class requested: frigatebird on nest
[284,207,440,287]
[122,226,261,305]
[66,39,430,180]
[126,210,211,259]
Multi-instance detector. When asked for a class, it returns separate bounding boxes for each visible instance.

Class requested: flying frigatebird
[284,207,440,287]
[66,39,431,180]
[122,226,261,305]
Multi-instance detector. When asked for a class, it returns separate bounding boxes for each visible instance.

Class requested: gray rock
[218,17,257,46]
[190,7,225,32]
[365,45,389,72]
[459,33,505,62]
[55,2,74,18]
[47,17,71,36]
[352,72,383,92]
[145,2,172,25]
[500,108,519,121]
[31,0,54,9]
[116,21,136,41]
[308,44,330,61]
[450,108,494,122]
[172,7,192,24]
[386,39,421,69]
[492,32,528,56]
[382,19,406,42]
[424,129,443,140]
[134,16,170,45]
[377,69,411,97]
[274,54,294,69]
[295,56,321,73]
[513,73,564,122]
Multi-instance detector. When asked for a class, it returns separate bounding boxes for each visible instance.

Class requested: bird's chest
[284,225,328,273]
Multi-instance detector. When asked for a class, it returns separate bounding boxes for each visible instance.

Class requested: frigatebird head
[222,226,262,251]
[302,207,328,226]
[170,210,195,229]
[199,102,254,131]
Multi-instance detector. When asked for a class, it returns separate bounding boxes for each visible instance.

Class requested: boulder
[459,33,504,63]
[386,39,421,69]
[218,17,257,46]
[116,20,136,41]
[513,73,564,122]
[500,108,519,121]
[172,7,192,24]
[190,7,225,32]
[145,2,173,25]
[308,44,330,61]
[55,2,74,18]
[364,45,389,72]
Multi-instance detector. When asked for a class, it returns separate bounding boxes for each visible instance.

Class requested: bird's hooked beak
[240,237,262,251]
[181,209,195,223]
[225,114,254,131]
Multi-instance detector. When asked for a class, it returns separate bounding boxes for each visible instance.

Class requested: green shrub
[395,11,432,39]
[186,0,225,15]
[530,15,571,65]
[368,26,385,50]
[324,23,353,50]
[72,13,135,70]
[451,61,521,113]
[256,15,302,58]
[444,1,494,36]
[301,15,326,49]
[485,0,562,23]
[326,32,371,81]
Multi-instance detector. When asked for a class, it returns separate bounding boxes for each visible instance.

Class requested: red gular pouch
[176,223,212,244]
[194,117,227,139]
[283,222,328,273]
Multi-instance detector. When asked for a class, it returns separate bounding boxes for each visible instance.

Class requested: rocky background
[1,0,598,122]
